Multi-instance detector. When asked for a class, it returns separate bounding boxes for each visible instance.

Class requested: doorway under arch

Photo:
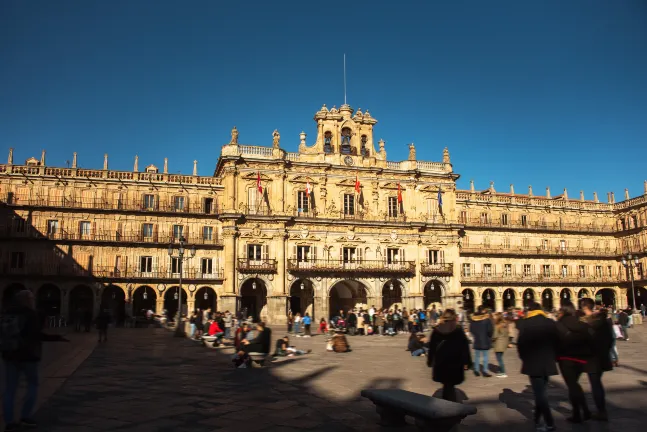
[69,285,94,321]
[164,286,188,321]
[101,285,126,326]
[632,286,647,309]
[481,289,496,311]
[596,288,616,309]
[132,286,156,316]
[423,280,443,309]
[523,289,535,308]
[329,280,368,318]
[577,288,590,300]
[462,289,475,313]
[559,289,572,306]
[382,280,403,311]
[289,279,314,317]
[2,283,27,309]
[195,286,217,312]
[37,284,61,317]
[239,279,267,322]
[542,289,554,311]
[503,289,516,310]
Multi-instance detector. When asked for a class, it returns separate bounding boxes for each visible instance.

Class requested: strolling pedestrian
[302,313,312,337]
[492,312,509,378]
[617,309,629,341]
[96,309,110,343]
[516,301,559,431]
[469,305,493,377]
[1,290,69,432]
[426,309,472,402]
[223,310,232,339]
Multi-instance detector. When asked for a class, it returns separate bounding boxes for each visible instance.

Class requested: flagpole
[343,53,347,105]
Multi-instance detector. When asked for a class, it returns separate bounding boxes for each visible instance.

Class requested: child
[319,318,328,334]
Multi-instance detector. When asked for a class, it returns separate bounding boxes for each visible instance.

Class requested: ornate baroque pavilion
[1,103,646,324]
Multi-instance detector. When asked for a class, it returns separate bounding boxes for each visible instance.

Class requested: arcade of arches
[329,280,368,318]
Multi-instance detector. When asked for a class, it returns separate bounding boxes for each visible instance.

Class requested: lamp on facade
[300,282,305,290]
[506,292,510,300]
[167,236,196,337]
[465,292,470,300]
[143,288,148,300]
[563,292,567,299]
[486,292,490,300]
[526,293,531,299]
[174,290,178,300]
[252,281,257,290]
[545,292,549,299]
[204,290,208,300]
[389,281,394,291]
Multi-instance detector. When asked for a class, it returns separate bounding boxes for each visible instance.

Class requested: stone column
[220,225,238,314]
[156,297,164,314]
[515,296,523,309]
[268,230,288,325]
[61,289,70,321]
[495,298,504,312]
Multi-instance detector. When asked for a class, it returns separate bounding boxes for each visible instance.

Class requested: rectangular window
[343,247,357,263]
[462,263,471,276]
[501,214,508,225]
[388,197,398,218]
[483,237,491,248]
[10,252,24,269]
[12,218,26,233]
[428,250,440,264]
[607,265,613,277]
[296,245,311,262]
[427,199,439,219]
[386,248,402,264]
[204,197,214,214]
[143,194,156,210]
[578,265,586,277]
[247,244,263,261]
[343,194,355,216]
[480,212,489,224]
[502,238,510,249]
[522,238,529,248]
[203,226,213,241]
[201,258,213,274]
[79,221,91,237]
[637,263,643,278]
[171,257,181,274]
[521,215,528,226]
[541,239,549,250]
[459,211,467,223]
[523,264,531,276]
[559,240,566,251]
[297,191,309,214]
[542,265,551,277]
[142,223,154,239]
[140,256,153,273]
[172,225,184,241]
[561,265,568,277]
[173,196,185,211]
[504,264,512,276]
[595,266,602,277]
[47,220,59,236]
[247,187,267,214]
[484,264,492,276]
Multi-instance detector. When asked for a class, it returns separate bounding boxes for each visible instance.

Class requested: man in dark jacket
[517,301,558,431]
[469,305,493,377]
[580,298,613,421]
[617,309,629,340]
[346,310,357,336]
[241,322,272,354]
[1,290,68,431]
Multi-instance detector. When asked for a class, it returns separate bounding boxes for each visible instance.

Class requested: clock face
[344,156,354,166]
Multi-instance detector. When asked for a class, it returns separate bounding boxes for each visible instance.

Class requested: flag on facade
[306,181,312,196]
[437,187,443,215]
[257,172,263,194]
[355,175,361,194]
[397,183,403,203]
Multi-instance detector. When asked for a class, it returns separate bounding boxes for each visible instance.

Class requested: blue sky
[1,1,646,199]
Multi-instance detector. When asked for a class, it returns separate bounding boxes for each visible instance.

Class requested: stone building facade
[1,103,646,324]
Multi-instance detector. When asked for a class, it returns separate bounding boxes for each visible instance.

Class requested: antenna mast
[343,53,347,105]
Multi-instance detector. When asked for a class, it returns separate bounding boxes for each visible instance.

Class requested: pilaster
[223,225,237,294]
[267,295,288,325]
[219,295,237,315]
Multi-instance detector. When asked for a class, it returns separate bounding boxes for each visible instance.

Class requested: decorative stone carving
[408,143,416,161]
[230,126,239,144]
[272,129,280,148]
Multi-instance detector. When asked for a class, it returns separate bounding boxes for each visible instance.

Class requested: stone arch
[327,278,376,299]
[481,288,496,310]
[195,286,217,312]
[69,285,95,323]
[2,283,27,309]
[382,279,404,311]
[461,288,475,313]
[596,288,617,309]
[632,286,647,309]
[239,278,268,322]
[132,285,156,316]
[329,279,370,318]
[238,275,275,296]
[423,279,445,309]
[289,278,315,318]
[559,288,573,306]
[101,284,127,326]
[503,288,516,310]
[541,288,555,311]
[37,283,62,317]
[577,288,590,300]
[522,288,536,308]
[164,286,188,321]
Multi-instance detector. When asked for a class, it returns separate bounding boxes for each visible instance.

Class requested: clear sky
[1,1,646,199]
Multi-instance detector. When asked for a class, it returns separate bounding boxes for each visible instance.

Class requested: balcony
[237,258,277,273]
[462,219,615,234]
[0,228,223,247]
[420,263,453,277]
[460,246,619,258]
[0,264,224,281]
[460,273,620,285]
[3,197,222,216]
[287,259,416,274]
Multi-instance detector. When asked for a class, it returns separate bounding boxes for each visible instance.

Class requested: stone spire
[563,188,568,200]
[7,148,13,165]
[72,152,77,168]
[193,160,198,176]
[163,158,168,174]
[624,188,629,200]
[510,184,515,195]
[443,147,450,164]
[133,155,139,172]
[580,190,584,201]
[610,192,615,203]
[40,150,46,166]
[546,187,551,199]
[593,191,599,202]
[606,192,610,203]
[470,180,475,192]
[299,131,306,148]
[103,153,108,170]
[528,185,533,197]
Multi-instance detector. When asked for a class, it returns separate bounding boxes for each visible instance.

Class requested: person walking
[96,309,110,343]
[426,309,472,402]
[302,313,312,337]
[555,301,593,423]
[1,290,69,432]
[469,305,493,377]
[617,309,629,341]
[579,298,614,421]
[223,310,233,339]
[516,301,559,432]
[492,312,509,378]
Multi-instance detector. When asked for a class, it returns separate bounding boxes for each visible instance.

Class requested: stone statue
[230,126,239,144]
[408,143,416,161]
[443,147,450,164]
[272,129,280,148]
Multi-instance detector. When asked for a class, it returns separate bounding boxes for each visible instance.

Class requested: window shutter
[313,246,317,261]
[292,245,297,260]
[439,250,445,263]
[262,245,269,261]
[399,248,405,262]
[185,196,189,212]
[357,247,363,262]
[184,225,189,242]
[339,248,342,263]
[169,224,173,242]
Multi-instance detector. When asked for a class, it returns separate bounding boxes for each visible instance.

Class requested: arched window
[340,127,352,155]
[324,131,332,153]
[360,135,368,156]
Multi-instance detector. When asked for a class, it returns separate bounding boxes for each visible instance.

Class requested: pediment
[336,178,358,187]
[382,182,407,191]
[241,172,272,181]
[291,175,318,184]
[289,234,321,241]
[335,236,365,243]
[418,185,440,193]
[25,157,40,166]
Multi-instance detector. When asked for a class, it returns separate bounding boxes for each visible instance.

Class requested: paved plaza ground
[14,324,647,431]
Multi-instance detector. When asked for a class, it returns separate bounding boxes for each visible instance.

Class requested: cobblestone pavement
[32,325,647,431]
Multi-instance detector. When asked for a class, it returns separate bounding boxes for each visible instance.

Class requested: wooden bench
[361,388,477,432]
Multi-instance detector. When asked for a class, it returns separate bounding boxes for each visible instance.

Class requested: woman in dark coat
[426,309,472,402]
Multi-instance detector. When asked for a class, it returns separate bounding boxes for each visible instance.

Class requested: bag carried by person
[0,313,26,352]
[613,324,623,339]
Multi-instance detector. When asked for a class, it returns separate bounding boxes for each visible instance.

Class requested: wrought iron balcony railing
[0,264,224,281]
[460,273,620,284]
[286,259,416,274]
[237,258,278,273]
[420,263,453,276]
[461,219,616,234]
[460,246,619,258]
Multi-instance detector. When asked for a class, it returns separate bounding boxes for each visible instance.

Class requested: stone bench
[361,388,477,432]
[248,352,268,367]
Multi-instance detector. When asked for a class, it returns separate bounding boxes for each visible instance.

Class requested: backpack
[0,314,26,352]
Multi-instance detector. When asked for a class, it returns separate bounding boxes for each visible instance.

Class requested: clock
[344,156,354,166]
